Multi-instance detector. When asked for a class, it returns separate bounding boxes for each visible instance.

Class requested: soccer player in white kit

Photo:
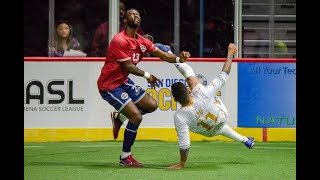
[167,43,254,170]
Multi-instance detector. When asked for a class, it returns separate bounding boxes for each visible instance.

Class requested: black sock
[122,121,139,152]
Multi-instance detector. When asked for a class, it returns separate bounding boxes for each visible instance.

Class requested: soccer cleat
[244,137,254,149]
[111,111,123,139]
[119,155,144,167]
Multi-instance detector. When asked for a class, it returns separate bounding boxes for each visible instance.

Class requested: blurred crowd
[24,0,233,58]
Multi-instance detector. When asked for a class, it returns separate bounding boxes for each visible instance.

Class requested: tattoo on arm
[222,54,234,74]
[227,54,233,62]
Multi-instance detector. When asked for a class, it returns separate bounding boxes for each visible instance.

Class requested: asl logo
[24,80,84,104]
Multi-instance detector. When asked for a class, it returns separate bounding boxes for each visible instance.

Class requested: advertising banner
[238,62,296,128]
[24,62,106,127]
[131,62,238,128]
[24,60,238,128]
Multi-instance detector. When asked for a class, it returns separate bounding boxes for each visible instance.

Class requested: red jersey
[91,22,144,57]
[97,30,157,91]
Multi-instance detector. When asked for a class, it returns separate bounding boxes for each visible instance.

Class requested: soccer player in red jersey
[97,8,190,167]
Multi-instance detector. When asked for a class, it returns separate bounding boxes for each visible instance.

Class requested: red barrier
[24,57,296,63]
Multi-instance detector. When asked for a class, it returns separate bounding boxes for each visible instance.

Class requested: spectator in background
[91,1,144,57]
[143,34,154,57]
[143,34,154,44]
[203,17,232,58]
[143,34,173,57]
[48,20,83,57]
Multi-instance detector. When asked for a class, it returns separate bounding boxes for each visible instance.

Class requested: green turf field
[24,140,296,180]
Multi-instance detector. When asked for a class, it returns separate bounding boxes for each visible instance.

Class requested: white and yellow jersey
[174,71,229,149]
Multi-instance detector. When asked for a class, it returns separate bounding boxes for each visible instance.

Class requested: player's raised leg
[110,98,157,139]
[110,111,127,139]
[110,85,157,140]
[135,93,158,115]
[218,124,254,149]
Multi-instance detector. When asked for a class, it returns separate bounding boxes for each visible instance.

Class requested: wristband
[144,72,151,79]
[176,57,181,63]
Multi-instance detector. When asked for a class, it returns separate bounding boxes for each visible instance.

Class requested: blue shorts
[100,78,147,112]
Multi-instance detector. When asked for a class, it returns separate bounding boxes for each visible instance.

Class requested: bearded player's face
[126,9,141,29]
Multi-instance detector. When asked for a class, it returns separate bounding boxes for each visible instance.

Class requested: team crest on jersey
[196,73,207,85]
[121,92,129,100]
[140,45,146,52]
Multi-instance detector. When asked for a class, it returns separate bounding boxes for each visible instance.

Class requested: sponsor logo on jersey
[140,45,146,52]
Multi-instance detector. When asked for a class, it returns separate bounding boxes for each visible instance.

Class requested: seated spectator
[203,17,231,58]
[143,34,173,57]
[143,34,155,57]
[90,1,144,57]
[48,20,83,57]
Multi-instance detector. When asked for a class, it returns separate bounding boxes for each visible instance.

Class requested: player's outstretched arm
[222,43,237,74]
[205,43,237,98]
[174,63,200,92]
[167,148,189,170]
[167,114,190,170]
[150,48,190,63]
[120,60,161,89]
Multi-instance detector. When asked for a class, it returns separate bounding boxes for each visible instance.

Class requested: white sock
[118,113,128,123]
[121,151,131,159]
[174,63,196,78]
[218,124,248,143]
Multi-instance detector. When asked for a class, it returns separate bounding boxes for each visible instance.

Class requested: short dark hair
[171,82,189,105]
[125,8,138,18]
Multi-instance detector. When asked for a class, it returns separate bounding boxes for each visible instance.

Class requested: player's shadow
[24,161,251,171]
[24,161,170,170]
[178,160,252,171]
[24,150,102,158]
[24,161,118,169]
[141,164,170,169]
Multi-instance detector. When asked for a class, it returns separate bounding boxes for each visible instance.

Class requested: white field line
[24,146,45,148]
[254,146,295,150]
[24,144,296,150]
